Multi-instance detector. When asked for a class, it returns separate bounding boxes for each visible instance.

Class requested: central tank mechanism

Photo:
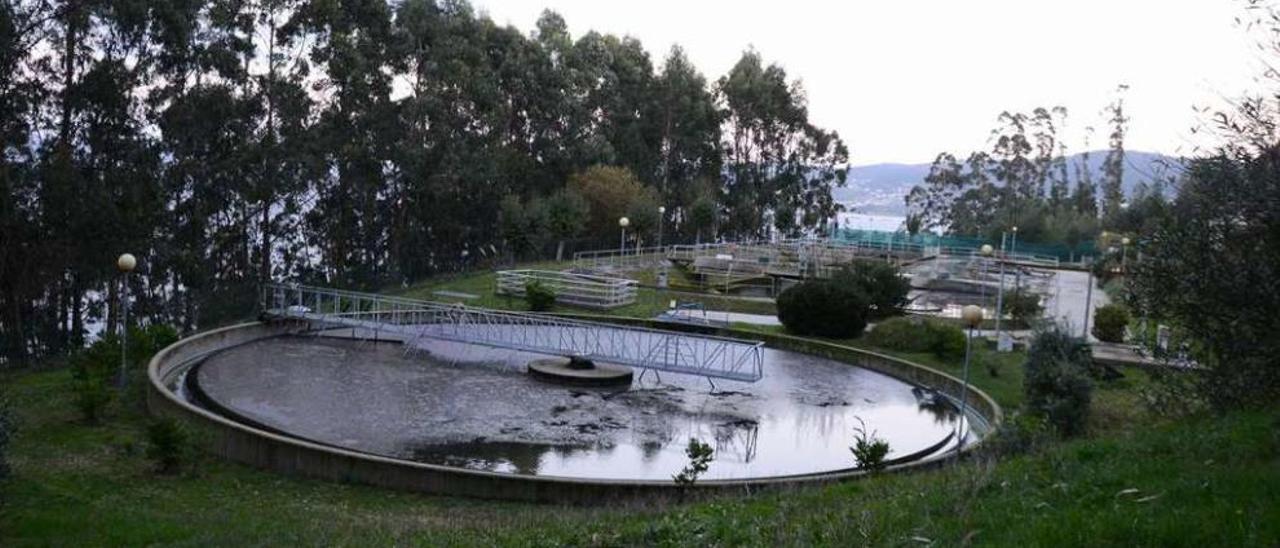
[527,354,634,387]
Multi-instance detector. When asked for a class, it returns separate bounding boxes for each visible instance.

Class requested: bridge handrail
[260,282,765,348]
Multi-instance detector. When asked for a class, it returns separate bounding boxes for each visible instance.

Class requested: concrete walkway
[1043,269,1110,343]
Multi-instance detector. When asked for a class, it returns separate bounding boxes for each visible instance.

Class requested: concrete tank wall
[148,319,1002,504]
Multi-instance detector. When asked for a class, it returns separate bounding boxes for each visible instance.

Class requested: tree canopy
[0,0,846,365]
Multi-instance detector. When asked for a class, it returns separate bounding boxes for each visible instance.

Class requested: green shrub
[776,280,870,338]
[69,334,119,424]
[68,325,181,423]
[833,261,911,319]
[927,321,967,360]
[866,316,967,360]
[0,391,13,480]
[1023,328,1094,437]
[146,416,191,474]
[984,411,1051,457]
[1002,289,1043,325]
[131,324,180,363]
[850,417,891,471]
[524,279,556,312]
[672,438,714,486]
[1091,304,1130,343]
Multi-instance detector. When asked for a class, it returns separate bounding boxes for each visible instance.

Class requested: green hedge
[776,280,870,338]
[1092,304,1130,343]
[866,316,967,360]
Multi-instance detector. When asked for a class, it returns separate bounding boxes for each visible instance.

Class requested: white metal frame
[573,246,668,271]
[495,269,637,309]
[260,283,765,383]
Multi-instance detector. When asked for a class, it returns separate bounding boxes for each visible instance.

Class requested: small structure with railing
[495,269,638,310]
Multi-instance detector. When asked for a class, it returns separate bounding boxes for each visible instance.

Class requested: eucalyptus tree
[291,0,398,287]
[592,34,661,183]
[391,0,506,278]
[716,50,847,239]
[34,0,171,347]
[0,0,57,362]
[989,111,1036,226]
[0,0,870,365]
[1071,135,1099,217]
[149,0,319,326]
[906,105,1109,244]
[654,46,721,238]
[1100,85,1129,225]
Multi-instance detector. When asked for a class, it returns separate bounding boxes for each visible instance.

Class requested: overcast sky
[471,0,1262,164]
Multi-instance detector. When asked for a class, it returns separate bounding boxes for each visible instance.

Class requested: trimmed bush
[833,261,911,320]
[1092,304,1130,343]
[866,316,967,360]
[1023,328,1094,437]
[776,280,870,338]
[524,279,556,312]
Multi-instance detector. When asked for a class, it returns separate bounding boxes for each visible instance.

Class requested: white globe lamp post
[958,304,984,448]
[116,253,137,389]
[657,206,666,249]
[1010,225,1021,294]
[979,244,994,302]
[1120,236,1131,273]
[618,217,630,256]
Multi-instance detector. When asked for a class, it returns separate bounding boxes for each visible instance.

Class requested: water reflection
[912,386,961,426]
[714,419,759,463]
[195,334,969,481]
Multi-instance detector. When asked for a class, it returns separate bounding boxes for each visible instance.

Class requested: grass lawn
[2,362,1275,546]
[2,265,1276,545]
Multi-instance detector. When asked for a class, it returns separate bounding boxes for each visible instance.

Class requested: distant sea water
[836,209,906,233]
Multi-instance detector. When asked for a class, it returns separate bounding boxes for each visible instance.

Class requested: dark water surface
[194,334,966,481]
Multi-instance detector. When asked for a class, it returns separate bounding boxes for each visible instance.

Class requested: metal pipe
[1083,269,1095,340]
[957,323,974,452]
[994,232,1007,345]
[118,272,129,389]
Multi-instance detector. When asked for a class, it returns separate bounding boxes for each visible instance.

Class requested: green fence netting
[833,228,1098,261]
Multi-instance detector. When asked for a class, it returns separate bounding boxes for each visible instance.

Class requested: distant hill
[835,150,1177,215]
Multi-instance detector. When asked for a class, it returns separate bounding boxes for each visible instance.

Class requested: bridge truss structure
[260,283,765,383]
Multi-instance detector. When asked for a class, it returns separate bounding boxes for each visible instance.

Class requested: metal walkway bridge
[260,283,765,383]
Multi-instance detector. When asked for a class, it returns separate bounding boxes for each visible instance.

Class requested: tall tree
[0,0,57,363]
[717,50,847,239]
[654,46,720,238]
[292,0,397,287]
[1100,85,1129,223]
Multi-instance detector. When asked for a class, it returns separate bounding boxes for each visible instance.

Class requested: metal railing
[495,270,637,309]
[924,246,1060,267]
[260,283,765,383]
[572,246,668,271]
[667,238,925,280]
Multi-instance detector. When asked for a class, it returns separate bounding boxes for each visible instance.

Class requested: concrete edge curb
[147,318,1003,504]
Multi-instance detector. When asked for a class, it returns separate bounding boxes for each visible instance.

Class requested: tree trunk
[106,275,117,337]
[260,201,271,282]
[70,277,83,347]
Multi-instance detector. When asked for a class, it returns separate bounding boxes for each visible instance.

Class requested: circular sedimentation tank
[149,321,1000,502]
